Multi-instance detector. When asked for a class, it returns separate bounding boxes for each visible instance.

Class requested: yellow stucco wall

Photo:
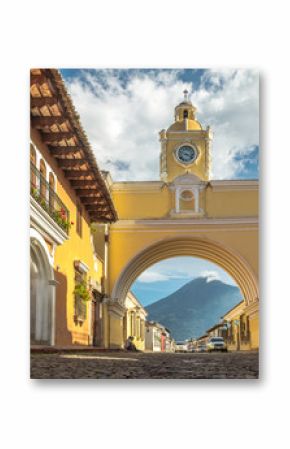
[108,314,124,349]
[206,188,259,217]
[108,181,258,349]
[223,302,259,351]
[123,292,147,351]
[108,223,258,295]
[249,315,259,349]
[165,131,209,182]
[112,184,170,219]
[31,129,104,346]
[111,183,258,220]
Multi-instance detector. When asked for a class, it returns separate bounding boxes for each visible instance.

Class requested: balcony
[30,163,70,244]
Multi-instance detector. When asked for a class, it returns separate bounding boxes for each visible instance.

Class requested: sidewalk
[30,345,124,354]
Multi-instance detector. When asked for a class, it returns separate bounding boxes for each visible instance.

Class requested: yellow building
[105,90,259,349]
[123,292,147,351]
[30,76,259,352]
[222,300,259,351]
[30,69,117,347]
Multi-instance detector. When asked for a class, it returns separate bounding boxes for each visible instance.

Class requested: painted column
[104,224,109,296]
[175,187,180,213]
[48,279,58,346]
[194,187,199,213]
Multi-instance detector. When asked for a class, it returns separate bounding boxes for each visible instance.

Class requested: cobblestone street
[31,351,259,379]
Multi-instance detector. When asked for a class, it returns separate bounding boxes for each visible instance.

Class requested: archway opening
[30,236,53,345]
[111,236,258,351]
[131,256,242,343]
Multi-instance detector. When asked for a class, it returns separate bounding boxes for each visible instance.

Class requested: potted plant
[74,281,91,302]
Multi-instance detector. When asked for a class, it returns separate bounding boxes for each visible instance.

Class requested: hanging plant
[74,281,91,301]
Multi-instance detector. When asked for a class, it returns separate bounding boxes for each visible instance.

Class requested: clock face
[177,145,197,164]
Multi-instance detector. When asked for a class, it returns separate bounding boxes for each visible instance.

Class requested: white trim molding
[30,196,68,246]
[110,216,259,230]
[169,173,206,215]
[111,181,164,193]
[111,217,258,226]
[107,300,126,319]
[210,180,259,191]
[74,260,90,273]
[173,142,199,168]
[30,227,56,346]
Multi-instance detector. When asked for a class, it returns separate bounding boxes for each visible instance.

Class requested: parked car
[206,337,227,352]
[197,343,207,353]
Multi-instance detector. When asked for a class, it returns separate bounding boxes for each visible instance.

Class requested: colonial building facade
[30,69,116,347]
[30,75,259,352]
[123,291,147,351]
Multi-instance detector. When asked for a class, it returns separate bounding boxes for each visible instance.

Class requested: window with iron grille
[30,162,70,234]
[74,269,87,322]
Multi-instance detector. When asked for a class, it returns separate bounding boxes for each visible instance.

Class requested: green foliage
[31,185,70,233]
[51,210,71,233]
[74,281,91,302]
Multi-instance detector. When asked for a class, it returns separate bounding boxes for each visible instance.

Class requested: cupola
[167,90,202,132]
[159,90,212,183]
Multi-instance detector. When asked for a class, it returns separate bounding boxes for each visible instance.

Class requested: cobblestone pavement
[30,351,259,379]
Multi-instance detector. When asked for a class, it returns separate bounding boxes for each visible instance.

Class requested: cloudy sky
[131,256,239,307]
[61,68,259,181]
[61,68,257,305]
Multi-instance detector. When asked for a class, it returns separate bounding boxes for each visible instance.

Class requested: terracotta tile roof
[30,68,117,222]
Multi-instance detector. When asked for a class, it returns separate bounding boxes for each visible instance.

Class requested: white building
[145,321,163,352]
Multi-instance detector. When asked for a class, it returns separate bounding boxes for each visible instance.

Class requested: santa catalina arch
[104,91,259,349]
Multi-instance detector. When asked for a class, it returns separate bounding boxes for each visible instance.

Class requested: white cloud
[200,270,221,283]
[64,69,259,181]
[137,271,172,283]
[137,266,188,283]
[195,69,259,179]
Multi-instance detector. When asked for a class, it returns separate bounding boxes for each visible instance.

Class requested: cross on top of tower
[183,89,189,102]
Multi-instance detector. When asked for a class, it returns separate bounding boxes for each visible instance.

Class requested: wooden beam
[31,96,60,108]
[31,116,68,127]
[86,205,110,215]
[58,159,87,168]
[70,179,99,187]
[65,170,93,178]
[89,213,110,218]
[88,209,110,214]
[30,73,47,85]
[75,189,101,196]
[81,197,103,204]
[90,216,113,222]
[85,203,107,210]
[42,132,75,143]
[49,146,84,157]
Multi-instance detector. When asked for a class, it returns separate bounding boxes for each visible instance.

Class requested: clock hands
[178,145,196,163]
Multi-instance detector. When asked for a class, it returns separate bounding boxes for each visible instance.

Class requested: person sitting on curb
[125,336,137,351]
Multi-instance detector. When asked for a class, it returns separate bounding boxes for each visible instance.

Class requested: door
[30,246,51,344]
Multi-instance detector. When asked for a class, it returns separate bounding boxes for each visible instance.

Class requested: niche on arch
[179,189,195,211]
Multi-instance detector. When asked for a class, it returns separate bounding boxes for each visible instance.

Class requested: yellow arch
[111,236,259,306]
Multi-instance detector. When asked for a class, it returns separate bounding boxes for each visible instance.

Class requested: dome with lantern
[167,90,202,131]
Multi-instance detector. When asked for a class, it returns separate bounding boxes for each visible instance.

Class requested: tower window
[183,110,188,119]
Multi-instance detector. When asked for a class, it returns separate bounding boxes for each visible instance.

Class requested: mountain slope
[145,277,242,341]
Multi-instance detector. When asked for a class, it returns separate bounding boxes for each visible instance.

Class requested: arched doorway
[111,236,259,306]
[30,229,55,345]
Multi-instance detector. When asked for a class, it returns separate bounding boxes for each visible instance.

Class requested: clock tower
[159,90,212,183]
